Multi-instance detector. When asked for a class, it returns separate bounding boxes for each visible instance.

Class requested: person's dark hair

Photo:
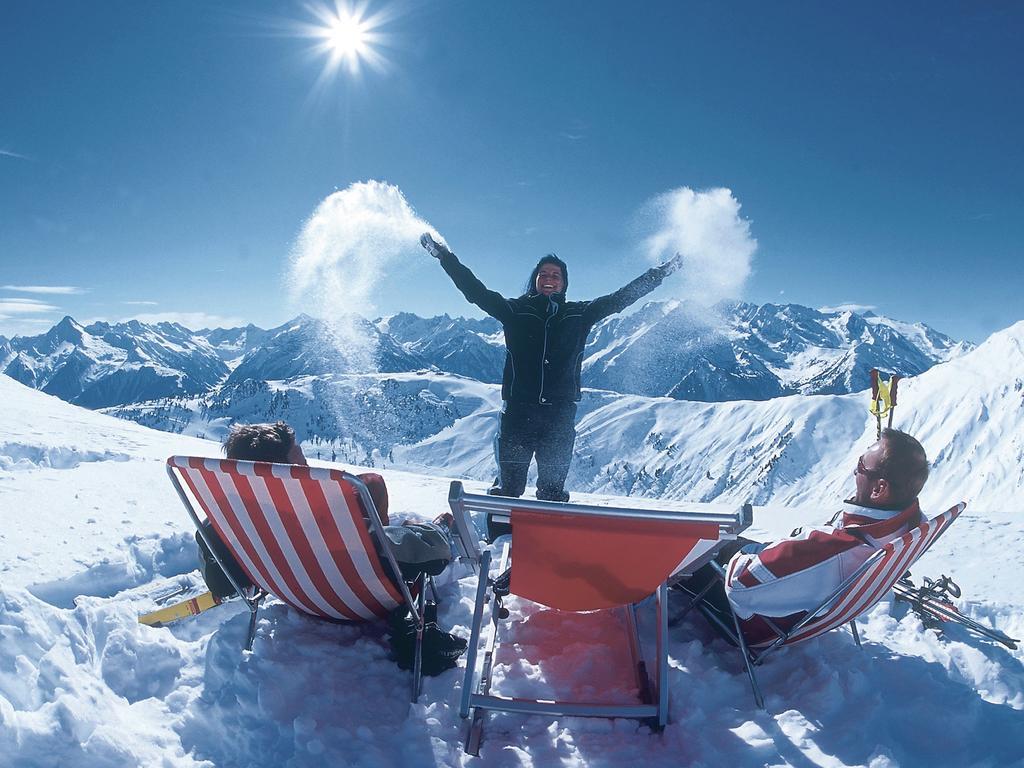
[524,254,569,296]
[877,428,930,507]
[223,421,296,463]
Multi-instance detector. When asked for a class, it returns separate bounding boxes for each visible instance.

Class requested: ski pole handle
[887,375,901,429]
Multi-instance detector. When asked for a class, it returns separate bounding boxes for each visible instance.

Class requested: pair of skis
[894,572,1019,650]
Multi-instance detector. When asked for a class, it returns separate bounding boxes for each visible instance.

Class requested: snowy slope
[2,348,1023,767]
[394,321,1022,508]
[0,376,216,596]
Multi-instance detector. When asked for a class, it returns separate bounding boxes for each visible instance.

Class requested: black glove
[420,232,451,260]
[661,252,684,274]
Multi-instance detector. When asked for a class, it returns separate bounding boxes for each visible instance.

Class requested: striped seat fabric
[704,501,966,710]
[167,456,403,621]
[781,502,965,647]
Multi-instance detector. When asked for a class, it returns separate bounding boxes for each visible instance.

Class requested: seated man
[680,428,930,646]
[196,421,465,673]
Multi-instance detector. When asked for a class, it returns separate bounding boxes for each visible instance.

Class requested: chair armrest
[452,508,482,572]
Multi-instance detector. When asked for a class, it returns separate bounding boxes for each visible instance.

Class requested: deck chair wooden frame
[679,502,965,709]
[448,482,752,755]
[166,455,430,700]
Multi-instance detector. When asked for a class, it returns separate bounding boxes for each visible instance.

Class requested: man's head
[222,421,306,465]
[526,255,568,297]
[852,428,929,509]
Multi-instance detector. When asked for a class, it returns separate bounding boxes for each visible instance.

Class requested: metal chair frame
[448,481,752,754]
[676,503,965,709]
[166,456,432,700]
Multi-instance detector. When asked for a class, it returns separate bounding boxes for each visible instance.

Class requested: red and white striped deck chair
[698,502,965,709]
[166,456,428,698]
[448,482,752,755]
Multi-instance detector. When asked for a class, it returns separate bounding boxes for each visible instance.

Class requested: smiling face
[535,263,565,296]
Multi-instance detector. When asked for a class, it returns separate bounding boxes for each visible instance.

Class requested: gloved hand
[420,232,451,260]
[661,252,684,274]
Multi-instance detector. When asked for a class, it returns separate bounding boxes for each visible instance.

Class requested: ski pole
[868,369,899,438]
[893,580,1019,650]
[870,369,882,439]
[887,375,900,430]
[896,586,1019,649]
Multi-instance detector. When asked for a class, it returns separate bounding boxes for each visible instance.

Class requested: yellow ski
[139,591,223,627]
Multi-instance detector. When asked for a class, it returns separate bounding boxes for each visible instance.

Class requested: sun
[326,14,368,59]
[301,1,389,80]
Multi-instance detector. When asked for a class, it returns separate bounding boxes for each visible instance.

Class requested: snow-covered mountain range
[0,316,228,409]
[97,320,1024,521]
[582,300,969,399]
[1,301,969,415]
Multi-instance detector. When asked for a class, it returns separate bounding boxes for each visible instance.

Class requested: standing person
[421,233,683,502]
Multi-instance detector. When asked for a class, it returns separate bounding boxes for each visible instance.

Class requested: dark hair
[222,421,296,463]
[877,428,930,507]
[524,254,569,296]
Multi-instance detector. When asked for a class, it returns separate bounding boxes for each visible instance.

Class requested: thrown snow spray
[288,180,436,373]
[638,187,756,305]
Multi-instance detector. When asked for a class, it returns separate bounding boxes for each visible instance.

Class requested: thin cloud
[0,298,61,315]
[0,149,31,161]
[2,285,87,295]
[121,300,159,306]
[0,317,57,337]
[819,302,877,314]
[121,311,248,330]
[559,118,588,142]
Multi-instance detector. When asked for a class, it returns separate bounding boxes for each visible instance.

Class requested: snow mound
[28,532,200,609]
[0,442,131,471]
[0,586,203,768]
[1,579,1022,768]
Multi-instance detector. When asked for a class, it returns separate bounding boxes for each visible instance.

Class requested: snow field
[2,365,1024,766]
[3,569,1022,767]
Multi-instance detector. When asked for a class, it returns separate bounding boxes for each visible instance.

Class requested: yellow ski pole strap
[868,369,900,437]
[869,377,894,418]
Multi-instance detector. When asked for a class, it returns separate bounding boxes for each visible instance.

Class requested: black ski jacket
[439,252,674,404]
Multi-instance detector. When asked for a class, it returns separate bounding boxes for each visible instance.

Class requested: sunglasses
[855,457,884,478]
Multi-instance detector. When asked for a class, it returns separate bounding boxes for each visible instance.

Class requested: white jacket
[724,500,922,645]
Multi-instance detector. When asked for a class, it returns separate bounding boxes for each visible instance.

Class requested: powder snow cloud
[638,187,756,305]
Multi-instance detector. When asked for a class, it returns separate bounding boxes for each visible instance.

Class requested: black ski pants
[489,401,577,502]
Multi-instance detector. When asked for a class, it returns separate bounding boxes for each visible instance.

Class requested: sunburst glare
[298,1,392,83]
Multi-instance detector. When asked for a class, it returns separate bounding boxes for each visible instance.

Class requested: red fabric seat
[168,456,404,621]
[510,508,720,610]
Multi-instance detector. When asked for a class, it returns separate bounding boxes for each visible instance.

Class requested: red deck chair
[166,456,429,699]
[684,502,965,709]
[448,482,752,755]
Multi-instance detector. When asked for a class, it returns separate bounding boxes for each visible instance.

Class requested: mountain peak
[48,316,86,343]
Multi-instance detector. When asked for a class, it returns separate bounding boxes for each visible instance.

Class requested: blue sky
[2,1,1021,342]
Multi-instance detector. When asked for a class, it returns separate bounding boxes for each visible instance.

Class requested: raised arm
[421,233,514,323]
[583,253,683,324]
